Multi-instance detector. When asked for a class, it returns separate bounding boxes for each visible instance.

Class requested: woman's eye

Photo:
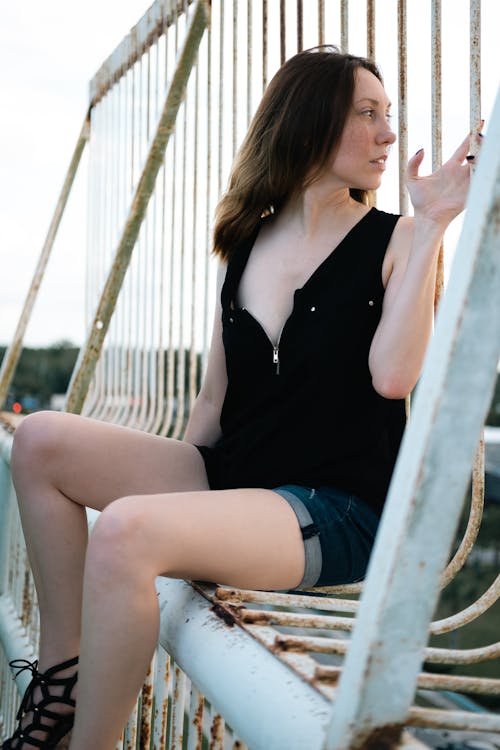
[362,109,375,118]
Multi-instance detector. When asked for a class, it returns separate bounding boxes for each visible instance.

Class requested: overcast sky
[1,0,499,348]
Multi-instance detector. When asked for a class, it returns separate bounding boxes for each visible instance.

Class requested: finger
[450,133,472,163]
[407,148,425,179]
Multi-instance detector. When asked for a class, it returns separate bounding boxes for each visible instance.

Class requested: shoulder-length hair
[212,46,383,261]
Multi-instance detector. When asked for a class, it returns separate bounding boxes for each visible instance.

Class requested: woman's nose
[379,126,397,145]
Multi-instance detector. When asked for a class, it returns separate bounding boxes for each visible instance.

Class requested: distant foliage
[0,341,79,410]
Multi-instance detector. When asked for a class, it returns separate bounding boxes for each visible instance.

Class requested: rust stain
[209,713,224,749]
[210,602,244,626]
[193,692,204,749]
[272,635,307,653]
[352,724,403,750]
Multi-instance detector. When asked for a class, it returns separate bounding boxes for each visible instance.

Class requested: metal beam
[156,577,331,750]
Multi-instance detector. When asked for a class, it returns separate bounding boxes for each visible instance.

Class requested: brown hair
[212,46,383,261]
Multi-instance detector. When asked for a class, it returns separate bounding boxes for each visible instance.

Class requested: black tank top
[197,207,406,514]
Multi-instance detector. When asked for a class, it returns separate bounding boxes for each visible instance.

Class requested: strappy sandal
[2,656,79,749]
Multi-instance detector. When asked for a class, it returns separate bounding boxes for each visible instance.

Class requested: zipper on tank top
[241,308,285,375]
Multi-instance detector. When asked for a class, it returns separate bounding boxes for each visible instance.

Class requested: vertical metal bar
[203,19,212,370]
[152,647,170,750]
[169,665,187,749]
[280,0,286,64]
[318,0,325,46]
[397,0,408,215]
[233,0,238,156]
[187,684,204,750]
[63,0,210,415]
[341,0,348,53]
[469,0,484,602]
[247,0,252,124]
[432,0,444,303]
[367,0,375,59]
[218,0,225,198]
[189,64,200,417]
[297,0,303,52]
[139,657,155,750]
[210,709,225,749]
[123,700,138,750]
[262,0,268,90]
[171,94,188,440]
[470,0,481,134]
[0,115,89,411]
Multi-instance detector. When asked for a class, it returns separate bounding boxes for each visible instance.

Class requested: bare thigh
[11,411,209,512]
[92,487,306,591]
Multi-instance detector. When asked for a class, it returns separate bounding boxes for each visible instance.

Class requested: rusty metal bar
[64,0,210,415]
[441,438,484,588]
[424,640,500,665]
[297,0,303,52]
[316,664,500,696]
[318,0,324,46]
[432,574,500,634]
[218,0,225,197]
[340,0,348,53]
[367,0,375,59]
[407,706,500,733]
[262,0,268,90]
[397,0,408,214]
[169,665,187,747]
[431,0,444,302]
[239,608,354,631]
[233,0,238,156]
[246,0,252,125]
[0,114,90,411]
[187,683,204,750]
[214,586,359,613]
[280,0,286,64]
[470,0,481,133]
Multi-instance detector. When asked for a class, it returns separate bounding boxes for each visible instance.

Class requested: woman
[3,46,477,749]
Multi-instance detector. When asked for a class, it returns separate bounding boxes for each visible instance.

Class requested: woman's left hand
[406,131,482,228]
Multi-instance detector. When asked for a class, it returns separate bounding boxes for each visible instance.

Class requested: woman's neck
[279,185,366,239]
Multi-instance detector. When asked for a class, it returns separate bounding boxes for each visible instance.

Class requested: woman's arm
[183,263,228,446]
[369,133,479,399]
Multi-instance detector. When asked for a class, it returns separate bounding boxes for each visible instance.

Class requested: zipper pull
[273,346,280,375]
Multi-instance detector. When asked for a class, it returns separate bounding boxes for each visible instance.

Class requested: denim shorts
[273,484,380,589]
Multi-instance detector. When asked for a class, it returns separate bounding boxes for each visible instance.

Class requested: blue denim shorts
[273,484,380,589]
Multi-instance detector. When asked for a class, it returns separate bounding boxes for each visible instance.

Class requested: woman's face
[329,67,396,191]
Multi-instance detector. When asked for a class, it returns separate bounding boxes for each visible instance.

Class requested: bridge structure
[0,1,499,748]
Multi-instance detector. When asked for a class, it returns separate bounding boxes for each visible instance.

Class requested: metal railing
[1,1,499,748]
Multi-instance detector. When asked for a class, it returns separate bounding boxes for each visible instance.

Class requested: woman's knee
[11,411,67,481]
[86,497,156,579]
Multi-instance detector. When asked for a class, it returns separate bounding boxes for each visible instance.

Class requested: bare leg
[68,489,305,750]
[10,410,208,671]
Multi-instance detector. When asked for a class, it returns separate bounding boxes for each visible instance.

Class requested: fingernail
[477,132,484,138]
[415,148,424,155]
[466,154,475,162]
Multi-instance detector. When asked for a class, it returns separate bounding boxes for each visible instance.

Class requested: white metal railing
[1,1,499,748]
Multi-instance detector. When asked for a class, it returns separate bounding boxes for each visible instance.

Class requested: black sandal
[2,656,79,749]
